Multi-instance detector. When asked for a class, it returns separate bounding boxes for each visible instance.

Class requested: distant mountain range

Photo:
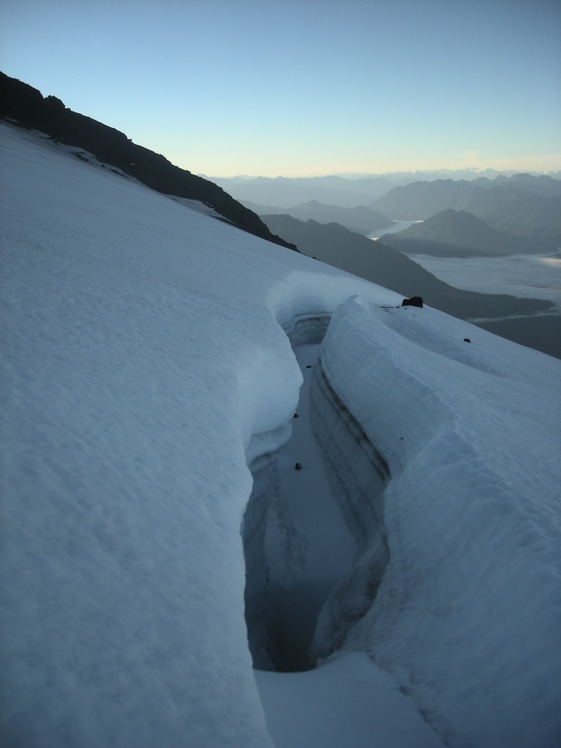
[214,169,561,210]
[213,175,410,208]
[261,214,552,322]
[244,200,393,235]
[219,170,561,254]
[0,72,294,250]
[379,209,556,257]
[371,178,561,241]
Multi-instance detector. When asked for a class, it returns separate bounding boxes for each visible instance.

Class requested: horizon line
[204,167,561,180]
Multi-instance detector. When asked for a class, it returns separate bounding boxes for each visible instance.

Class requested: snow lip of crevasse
[240,273,402,468]
[316,296,561,748]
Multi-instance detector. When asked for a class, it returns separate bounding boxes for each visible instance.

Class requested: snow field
[2,121,561,747]
[255,652,445,748]
[0,122,401,746]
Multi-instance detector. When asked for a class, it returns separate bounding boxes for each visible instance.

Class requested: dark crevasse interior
[242,317,391,672]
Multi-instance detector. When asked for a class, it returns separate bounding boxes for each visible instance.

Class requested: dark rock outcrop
[402,296,424,308]
[0,72,296,250]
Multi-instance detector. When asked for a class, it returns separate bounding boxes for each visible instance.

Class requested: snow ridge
[315,298,561,748]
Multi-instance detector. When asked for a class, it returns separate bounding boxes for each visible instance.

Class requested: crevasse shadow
[242,314,390,672]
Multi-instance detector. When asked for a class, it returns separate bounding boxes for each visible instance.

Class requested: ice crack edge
[242,284,400,673]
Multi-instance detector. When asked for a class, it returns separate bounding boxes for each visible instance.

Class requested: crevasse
[242,304,392,672]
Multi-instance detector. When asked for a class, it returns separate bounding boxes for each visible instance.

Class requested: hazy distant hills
[213,171,520,209]
[380,209,556,257]
[244,200,393,234]
[262,214,552,322]
[371,178,561,241]
[214,170,560,211]
[0,72,294,250]
[213,175,402,208]
[216,171,561,250]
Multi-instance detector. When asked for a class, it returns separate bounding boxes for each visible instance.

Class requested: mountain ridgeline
[380,209,556,257]
[261,215,552,320]
[243,200,393,235]
[0,72,295,250]
[371,177,561,242]
[219,172,561,255]
[260,215,560,358]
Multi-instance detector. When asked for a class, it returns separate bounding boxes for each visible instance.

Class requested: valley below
[403,251,561,359]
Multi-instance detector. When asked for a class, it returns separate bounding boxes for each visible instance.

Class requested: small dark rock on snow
[402,296,424,308]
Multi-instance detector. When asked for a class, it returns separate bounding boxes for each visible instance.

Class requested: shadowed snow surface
[1,122,560,747]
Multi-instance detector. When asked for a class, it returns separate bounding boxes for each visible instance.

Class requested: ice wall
[242,315,334,672]
[242,451,280,671]
[309,360,390,662]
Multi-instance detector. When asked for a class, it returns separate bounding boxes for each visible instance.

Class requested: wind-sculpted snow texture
[2,121,561,747]
[316,299,561,747]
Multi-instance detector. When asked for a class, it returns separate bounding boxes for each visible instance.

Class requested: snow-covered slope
[313,300,561,747]
[1,122,560,747]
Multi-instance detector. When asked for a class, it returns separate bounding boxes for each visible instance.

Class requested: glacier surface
[1,121,560,747]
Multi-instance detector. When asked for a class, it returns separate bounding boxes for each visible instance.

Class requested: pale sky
[1,0,560,177]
